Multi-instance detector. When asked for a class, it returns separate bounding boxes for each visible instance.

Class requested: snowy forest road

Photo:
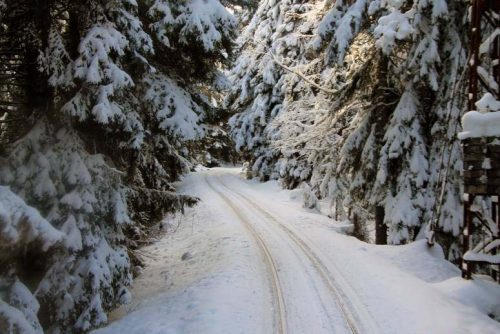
[205,172,376,334]
[210,174,380,334]
[204,175,288,334]
[95,167,500,334]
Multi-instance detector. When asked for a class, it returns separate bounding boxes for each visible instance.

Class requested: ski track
[203,175,288,334]
[207,173,359,334]
[214,175,376,334]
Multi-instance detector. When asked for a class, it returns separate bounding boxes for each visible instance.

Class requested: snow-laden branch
[262,52,337,94]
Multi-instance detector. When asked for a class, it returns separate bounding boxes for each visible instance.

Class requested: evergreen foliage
[0,0,490,331]
[227,0,469,255]
[0,0,237,332]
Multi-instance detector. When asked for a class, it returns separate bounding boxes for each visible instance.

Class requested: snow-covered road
[94,167,500,334]
[205,173,369,334]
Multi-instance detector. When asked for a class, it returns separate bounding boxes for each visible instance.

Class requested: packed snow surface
[94,167,500,334]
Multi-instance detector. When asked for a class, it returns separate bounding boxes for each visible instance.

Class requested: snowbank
[459,93,500,139]
[434,276,500,321]
[459,110,500,139]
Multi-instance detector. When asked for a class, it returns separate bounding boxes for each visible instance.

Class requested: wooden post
[493,196,499,282]
[462,194,474,279]
[468,0,481,111]
[460,0,500,280]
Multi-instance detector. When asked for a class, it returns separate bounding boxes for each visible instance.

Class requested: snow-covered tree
[227,0,325,180]
[0,122,132,332]
[0,0,237,332]
[228,0,469,253]
[0,184,64,333]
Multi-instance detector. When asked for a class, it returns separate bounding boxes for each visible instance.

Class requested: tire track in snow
[203,176,288,334]
[211,178,342,333]
[216,175,381,334]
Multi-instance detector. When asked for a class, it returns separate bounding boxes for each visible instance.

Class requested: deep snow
[94,167,500,334]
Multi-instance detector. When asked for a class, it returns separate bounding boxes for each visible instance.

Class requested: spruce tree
[0,0,237,332]
[228,0,469,251]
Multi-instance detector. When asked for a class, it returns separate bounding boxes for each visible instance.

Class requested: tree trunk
[375,205,387,245]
